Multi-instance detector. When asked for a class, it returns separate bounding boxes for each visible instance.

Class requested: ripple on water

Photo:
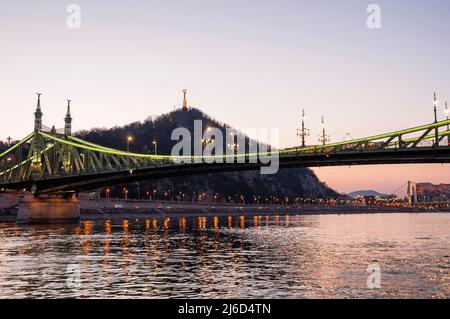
[0,213,449,298]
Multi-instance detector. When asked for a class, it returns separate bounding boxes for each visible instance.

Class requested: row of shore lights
[124,127,239,155]
[126,136,158,155]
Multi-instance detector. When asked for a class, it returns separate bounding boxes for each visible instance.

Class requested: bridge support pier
[17,193,80,224]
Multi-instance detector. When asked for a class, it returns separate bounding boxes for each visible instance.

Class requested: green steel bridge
[1,96,450,195]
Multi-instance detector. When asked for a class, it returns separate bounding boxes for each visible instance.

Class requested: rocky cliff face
[75,107,338,201]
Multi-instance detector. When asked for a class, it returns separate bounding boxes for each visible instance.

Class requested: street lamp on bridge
[318,116,331,145]
[445,101,449,130]
[296,109,310,148]
[433,92,439,146]
[445,101,449,146]
[433,92,439,121]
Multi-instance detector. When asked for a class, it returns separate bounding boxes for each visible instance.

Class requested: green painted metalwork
[0,132,35,158]
[0,119,449,188]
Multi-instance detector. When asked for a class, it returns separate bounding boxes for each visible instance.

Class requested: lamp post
[202,137,214,146]
[228,132,240,155]
[126,136,133,168]
[445,101,449,130]
[433,92,439,147]
[152,139,158,155]
[228,143,239,155]
[445,101,449,146]
[127,136,133,153]
[296,109,310,148]
[318,116,330,145]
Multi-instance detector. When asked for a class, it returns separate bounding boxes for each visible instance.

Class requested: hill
[76,107,338,202]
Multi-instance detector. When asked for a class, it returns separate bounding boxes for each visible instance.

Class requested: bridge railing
[280,119,450,156]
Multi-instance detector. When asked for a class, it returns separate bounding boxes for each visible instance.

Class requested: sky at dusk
[1,0,449,194]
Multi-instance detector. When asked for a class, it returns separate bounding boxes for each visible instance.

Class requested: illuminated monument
[182,89,188,111]
[177,89,190,130]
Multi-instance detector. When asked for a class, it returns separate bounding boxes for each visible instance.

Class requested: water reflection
[0,213,449,298]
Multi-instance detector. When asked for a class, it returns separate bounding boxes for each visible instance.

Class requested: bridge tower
[31,93,45,178]
[406,181,418,205]
[64,99,72,136]
[17,95,80,223]
[34,93,43,131]
[62,100,73,173]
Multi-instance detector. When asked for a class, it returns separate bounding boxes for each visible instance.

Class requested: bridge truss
[0,120,449,194]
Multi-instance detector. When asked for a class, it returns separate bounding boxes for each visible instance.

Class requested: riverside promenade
[1,193,449,222]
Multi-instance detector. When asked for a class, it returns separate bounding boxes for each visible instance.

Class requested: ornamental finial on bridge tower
[34,92,43,131]
[64,99,73,136]
[182,89,188,110]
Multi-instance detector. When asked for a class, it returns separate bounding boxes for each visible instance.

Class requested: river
[0,213,449,298]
